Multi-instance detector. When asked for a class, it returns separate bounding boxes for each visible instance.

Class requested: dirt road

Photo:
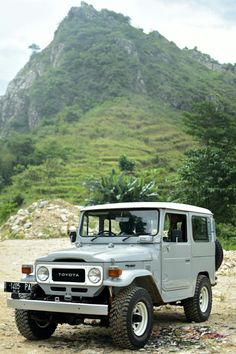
[0,239,235,354]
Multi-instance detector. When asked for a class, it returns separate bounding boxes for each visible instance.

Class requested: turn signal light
[22,264,33,275]
[108,267,122,278]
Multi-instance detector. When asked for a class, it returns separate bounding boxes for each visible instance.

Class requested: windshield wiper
[91,235,100,241]
[122,235,133,242]
[91,230,116,241]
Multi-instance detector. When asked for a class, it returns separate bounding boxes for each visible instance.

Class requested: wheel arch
[195,271,211,291]
[198,271,209,279]
[131,275,163,306]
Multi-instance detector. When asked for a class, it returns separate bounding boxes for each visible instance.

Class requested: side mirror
[69,231,77,243]
[68,226,77,243]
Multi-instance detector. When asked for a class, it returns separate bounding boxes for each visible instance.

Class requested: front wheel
[15,309,57,340]
[183,275,212,322]
[109,285,153,349]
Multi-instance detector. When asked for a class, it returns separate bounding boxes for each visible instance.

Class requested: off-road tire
[183,275,212,323]
[109,285,153,349]
[215,239,224,271]
[15,309,57,340]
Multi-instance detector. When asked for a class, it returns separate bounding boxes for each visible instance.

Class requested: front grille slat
[50,286,66,292]
[52,268,85,282]
[71,288,88,293]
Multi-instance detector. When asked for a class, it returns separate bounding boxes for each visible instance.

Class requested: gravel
[0,239,235,353]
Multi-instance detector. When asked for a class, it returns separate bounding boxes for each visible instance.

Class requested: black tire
[109,285,153,349]
[183,275,212,323]
[215,239,224,271]
[15,309,57,340]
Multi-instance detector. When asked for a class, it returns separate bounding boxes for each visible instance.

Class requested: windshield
[80,209,159,238]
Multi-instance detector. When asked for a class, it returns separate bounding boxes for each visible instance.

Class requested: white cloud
[140,0,236,64]
[0,0,235,95]
[82,0,236,64]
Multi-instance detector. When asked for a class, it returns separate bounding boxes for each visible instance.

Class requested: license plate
[4,282,32,293]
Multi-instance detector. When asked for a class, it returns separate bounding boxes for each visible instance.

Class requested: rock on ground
[0,199,81,240]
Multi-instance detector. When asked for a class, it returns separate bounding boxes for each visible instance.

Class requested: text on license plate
[4,282,32,293]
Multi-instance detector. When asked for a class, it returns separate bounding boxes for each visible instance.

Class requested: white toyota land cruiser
[4,202,223,349]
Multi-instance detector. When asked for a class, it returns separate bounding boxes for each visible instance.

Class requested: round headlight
[37,266,49,281]
[88,268,101,284]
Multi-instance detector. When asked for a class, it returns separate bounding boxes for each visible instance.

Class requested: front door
[161,211,192,300]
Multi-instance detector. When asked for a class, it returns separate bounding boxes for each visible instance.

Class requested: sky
[0,0,236,95]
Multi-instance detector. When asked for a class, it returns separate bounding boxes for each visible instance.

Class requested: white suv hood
[37,244,152,263]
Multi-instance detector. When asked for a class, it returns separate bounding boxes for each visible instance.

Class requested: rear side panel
[190,214,215,285]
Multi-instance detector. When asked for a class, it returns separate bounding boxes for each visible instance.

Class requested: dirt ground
[0,238,235,354]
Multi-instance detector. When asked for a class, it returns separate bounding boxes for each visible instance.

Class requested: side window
[192,216,210,242]
[163,213,187,242]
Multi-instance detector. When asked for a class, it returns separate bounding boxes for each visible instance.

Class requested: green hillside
[1,95,191,204]
[0,2,236,224]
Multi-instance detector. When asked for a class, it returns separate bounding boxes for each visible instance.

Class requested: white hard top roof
[81,202,212,215]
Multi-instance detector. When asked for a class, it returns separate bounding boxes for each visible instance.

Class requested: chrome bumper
[7,298,108,316]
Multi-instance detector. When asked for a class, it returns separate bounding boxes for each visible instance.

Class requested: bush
[118,155,135,172]
[85,170,158,205]
[216,223,236,250]
[0,200,17,224]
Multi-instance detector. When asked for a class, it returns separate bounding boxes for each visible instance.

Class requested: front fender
[20,274,36,282]
[103,269,153,287]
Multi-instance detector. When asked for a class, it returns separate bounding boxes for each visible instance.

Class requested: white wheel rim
[132,301,148,336]
[35,320,51,328]
[34,314,52,328]
[199,286,209,313]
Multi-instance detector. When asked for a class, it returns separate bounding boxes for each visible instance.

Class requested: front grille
[52,268,85,282]
[53,258,85,262]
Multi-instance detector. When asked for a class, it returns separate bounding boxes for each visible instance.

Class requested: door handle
[185,259,190,263]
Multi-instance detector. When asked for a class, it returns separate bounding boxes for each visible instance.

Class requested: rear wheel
[110,285,153,349]
[183,275,212,322]
[15,310,57,340]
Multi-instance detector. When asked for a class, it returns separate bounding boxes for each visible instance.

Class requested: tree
[118,155,135,173]
[6,134,35,166]
[28,43,41,54]
[0,149,15,186]
[177,147,236,223]
[177,99,236,224]
[183,99,236,149]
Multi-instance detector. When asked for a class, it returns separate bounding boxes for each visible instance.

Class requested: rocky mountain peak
[68,2,98,21]
[183,46,223,71]
[0,3,235,137]
[0,3,133,135]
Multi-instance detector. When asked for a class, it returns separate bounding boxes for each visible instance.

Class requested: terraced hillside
[0,2,236,214]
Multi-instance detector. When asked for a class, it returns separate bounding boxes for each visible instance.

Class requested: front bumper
[7,298,108,316]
